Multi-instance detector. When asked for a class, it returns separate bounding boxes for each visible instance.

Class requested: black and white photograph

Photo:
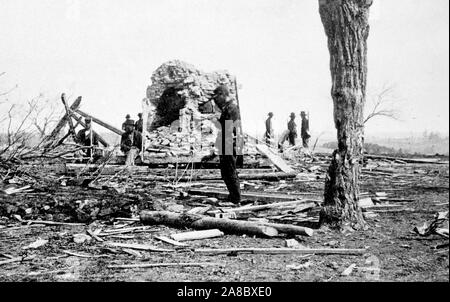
[0,0,448,287]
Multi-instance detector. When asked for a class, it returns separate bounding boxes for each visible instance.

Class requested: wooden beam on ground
[170,229,224,242]
[195,247,366,255]
[75,108,124,136]
[187,189,303,202]
[208,200,318,214]
[107,262,222,269]
[105,242,174,252]
[365,154,448,165]
[256,144,296,173]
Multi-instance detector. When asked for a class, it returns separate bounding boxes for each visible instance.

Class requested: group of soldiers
[74,84,243,205]
[264,111,311,151]
[75,113,144,165]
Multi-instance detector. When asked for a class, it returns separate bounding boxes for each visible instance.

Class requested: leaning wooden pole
[44,96,82,147]
[318,0,372,229]
[71,113,109,147]
[75,109,124,136]
[60,93,78,141]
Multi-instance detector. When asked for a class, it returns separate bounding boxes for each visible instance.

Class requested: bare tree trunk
[318,0,372,229]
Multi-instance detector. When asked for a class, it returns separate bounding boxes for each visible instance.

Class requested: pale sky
[0,0,448,138]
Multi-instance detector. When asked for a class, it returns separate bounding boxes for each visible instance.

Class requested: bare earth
[0,158,448,282]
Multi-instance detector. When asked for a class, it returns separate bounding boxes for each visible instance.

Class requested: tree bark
[318,0,372,229]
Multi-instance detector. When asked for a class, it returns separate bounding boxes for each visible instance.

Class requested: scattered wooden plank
[98,226,158,236]
[140,211,279,238]
[195,247,366,255]
[187,189,302,203]
[208,200,317,215]
[154,235,188,247]
[256,144,296,173]
[0,255,35,266]
[0,257,24,266]
[2,185,32,195]
[62,250,109,258]
[23,220,85,227]
[170,229,224,242]
[107,262,222,269]
[362,204,406,211]
[384,198,415,202]
[105,242,174,252]
[121,249,143,257]
[365,154,447,165]
[341,263,357,276]
[435,228,449,239]
[87,229,104,242]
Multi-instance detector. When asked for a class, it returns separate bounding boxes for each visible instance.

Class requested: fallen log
[171,229,224,242]
[257,222,314,237]
[140,211,279,238]
[195,247,366,255]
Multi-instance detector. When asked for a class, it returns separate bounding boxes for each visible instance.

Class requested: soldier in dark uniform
[265,112,274,146]
[287,112,297,146]
[300,111,311,148]
[210,85,242,204]
[75,117,100,159]
[135,113,143,133]
[121,119,143,166]
[122,114,132,131]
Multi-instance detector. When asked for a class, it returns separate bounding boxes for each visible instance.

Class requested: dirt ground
[0,159,448,282]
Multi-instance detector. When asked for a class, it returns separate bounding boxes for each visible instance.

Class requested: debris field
[1,152,448,281]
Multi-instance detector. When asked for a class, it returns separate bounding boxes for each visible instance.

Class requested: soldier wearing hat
[300,111,311,148]
[75,117,101,159]
[121,118,143,166]
[135,113,143,133]
[265,112,274,146]
[210,84,242,204]
[122,114,132,131]
[287,112,297,146]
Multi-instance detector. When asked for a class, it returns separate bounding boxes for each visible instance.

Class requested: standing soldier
[122,114,132,131]
[121,119,143,166]
[287,112,297,146]
[75,117,101,160]
[300,111,311,148]
[265,112,274,146]
[135,113,143,133]
[210,84,242,205]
